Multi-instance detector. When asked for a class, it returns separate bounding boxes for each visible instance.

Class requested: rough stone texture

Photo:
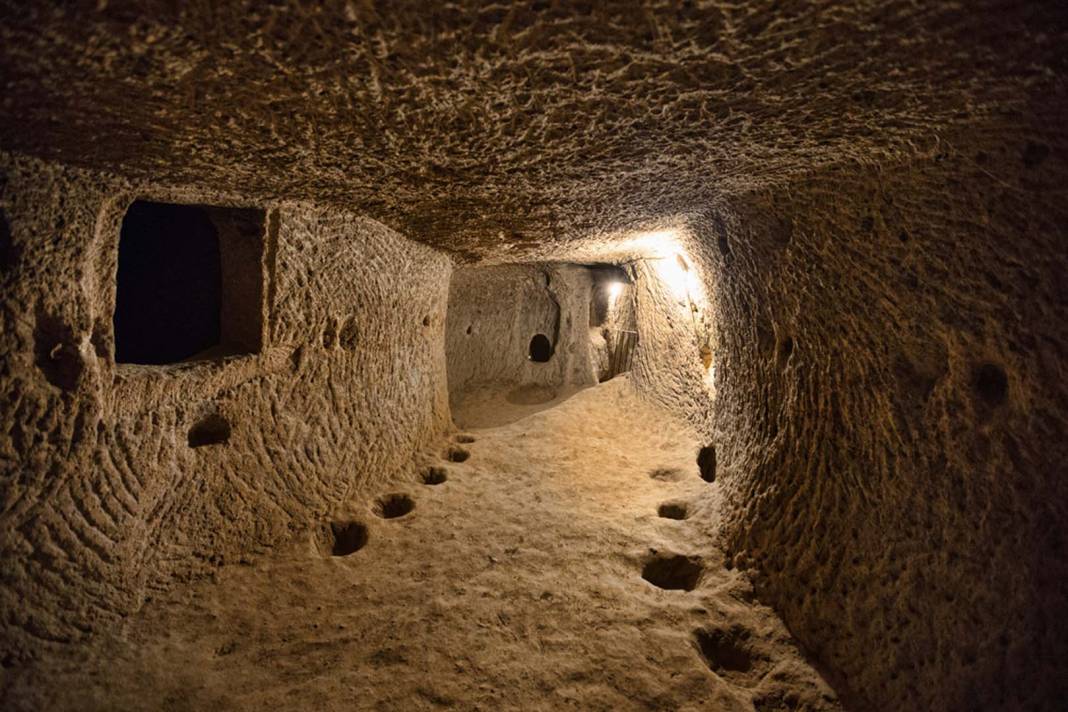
[1,1,1064,259]
[0,153,451,661]
[630,131,1068,711]
[446,263,597,400]
[1,1,1067,710]
[1,378,841,712]
[630,251,717,429]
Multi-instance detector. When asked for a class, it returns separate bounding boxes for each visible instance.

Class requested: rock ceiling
[1,1,1063,259]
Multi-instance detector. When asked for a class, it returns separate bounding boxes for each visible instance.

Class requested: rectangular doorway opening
[113,200,265,365]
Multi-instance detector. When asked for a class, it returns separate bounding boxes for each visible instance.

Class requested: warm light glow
[608,229,684,259]
[589,225,705,308]
[654,249,703,303]
[704,364,716,389]
[607,281,623,303]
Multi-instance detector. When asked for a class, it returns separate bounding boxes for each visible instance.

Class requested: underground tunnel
[0,2,1066,711]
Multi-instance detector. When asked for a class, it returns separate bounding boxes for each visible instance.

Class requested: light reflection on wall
[623,229,715,389]
[586,225,716,392]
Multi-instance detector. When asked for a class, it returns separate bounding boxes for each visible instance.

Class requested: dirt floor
[451,382,587,429]
[3,377,841,711]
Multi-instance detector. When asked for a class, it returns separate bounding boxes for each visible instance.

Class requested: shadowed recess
[641,553,704,591]
[697,446,716,483]
[445,446,470,463]
[694,626,756,675]
[421,467,448,485]
[0,206,13,270]
[114,201,222,365]
[187,414,231,448]
[321,521,369,557]
[373,494,415,520]
[973,362,1009,407]
[658,502,690,520]
[528,334,553,362]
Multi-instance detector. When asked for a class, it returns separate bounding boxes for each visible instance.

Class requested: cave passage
[446,263,642,428]
[2,3,1065,711]
[5,375,838,710]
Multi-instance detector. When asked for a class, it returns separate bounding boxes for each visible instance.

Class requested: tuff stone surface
[1,2,1066,711]
[630,133,1068,710]
[447,263,597,395]
[1,1,1064,259]
[0,153,451,661]
[445,263,601,427]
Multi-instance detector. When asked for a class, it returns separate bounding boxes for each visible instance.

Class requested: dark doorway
[114,201,222,364]
[113,200,265,365]
[529,333,553,362]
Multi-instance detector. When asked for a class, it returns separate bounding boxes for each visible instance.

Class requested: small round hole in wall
[0,207,14,270]
[188,414,231,448]
[697,445,716,483]
[529,334,553,362]
[33,311,82,392]
[777,337,794,368]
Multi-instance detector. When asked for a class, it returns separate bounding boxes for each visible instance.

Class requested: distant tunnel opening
[445,263,631,429]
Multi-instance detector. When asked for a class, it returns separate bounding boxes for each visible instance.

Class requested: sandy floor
[4,377,840,711]
[451,382,587,429]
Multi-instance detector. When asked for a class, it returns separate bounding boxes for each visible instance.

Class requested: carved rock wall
[445,263,598,400]
[630,132,1068,711]
[0,153,452,661]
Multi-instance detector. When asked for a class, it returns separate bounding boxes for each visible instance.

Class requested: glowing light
[607,281,623,303]
[607,229,684,259]
[704,364,717,389]
[654,249,703,303]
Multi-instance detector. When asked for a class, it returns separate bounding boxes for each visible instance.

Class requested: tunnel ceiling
[0,1,1062,260]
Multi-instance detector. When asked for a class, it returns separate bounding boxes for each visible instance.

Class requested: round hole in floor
[446,446,470,463]
[528,333,553,362]
[373,493,415,519]
[455,434,476,444]
[641,553,703,591]
[693,625,754,674]
[320,520,368,557]
[422,315,431,327]
[421,466,448,485]
[658,502,690,520]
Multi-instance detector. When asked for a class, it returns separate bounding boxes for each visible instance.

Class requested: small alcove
[113,200,266,365]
